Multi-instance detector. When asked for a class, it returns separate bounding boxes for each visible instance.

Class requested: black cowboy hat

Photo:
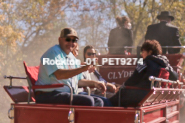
[157,11,174,21]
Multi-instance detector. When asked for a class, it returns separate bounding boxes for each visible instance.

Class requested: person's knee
[94,97,104,107]
[54,92,71,104]
[83,96,94,106]
[73,95,94,106]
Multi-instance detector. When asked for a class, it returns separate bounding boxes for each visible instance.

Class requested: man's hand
[81,62,95,72]
[54,62,91,80]
[81,62,86,65]
[94,81,106,94]
[88,65,95,73]
[78,79,106,94]
[107,83,116,93]
[82,65,91,71]
[115,86,121,93]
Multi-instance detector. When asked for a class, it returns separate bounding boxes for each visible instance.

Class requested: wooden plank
[167,111,179,119]
[147,117,166,123]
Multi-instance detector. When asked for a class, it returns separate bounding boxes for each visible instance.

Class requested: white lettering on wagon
[108,70,134,79]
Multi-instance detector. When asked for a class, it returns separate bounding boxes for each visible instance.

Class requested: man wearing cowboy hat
[145,11,181,54]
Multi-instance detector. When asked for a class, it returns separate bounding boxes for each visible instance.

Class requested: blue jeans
[35,90,104,107]
[79,92,112,106]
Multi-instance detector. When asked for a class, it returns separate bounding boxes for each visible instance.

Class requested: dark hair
[83,45,94,62]
[116,16,130,27]
[141,40,162,55]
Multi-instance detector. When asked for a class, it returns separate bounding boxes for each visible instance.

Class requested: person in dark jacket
[109,40,178,107]
[145,11,181,54]
[108,16,133,54]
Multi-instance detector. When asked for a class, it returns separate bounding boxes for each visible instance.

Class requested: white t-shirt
[83,70,99,82]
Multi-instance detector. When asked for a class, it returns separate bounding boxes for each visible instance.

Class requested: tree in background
[0,0,73,76]
[1,0,185,76]
[63,0,185,53]
[0,0,71,122]
[113,0,185,46]
[0,1,24,76]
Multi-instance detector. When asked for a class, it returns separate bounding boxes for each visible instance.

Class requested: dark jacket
[109,55,178,107]
[145,21,181,54]
[124,55,177,88]
[108,27,133,54]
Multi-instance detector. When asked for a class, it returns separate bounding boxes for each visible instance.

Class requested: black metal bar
[4,75,27,88]
[4,75,27,80]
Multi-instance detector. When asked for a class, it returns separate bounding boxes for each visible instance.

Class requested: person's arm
[124,62,147,86]
[127,29,134,52]
[172,28,181,53]
[169,69,178,81]
[54,65,89,80]
[145,26,151,40]
[106,82,116,93]
[78,79,106,94]
[128,29,134,46]
[108,29,115,54]
[108,29,114,47]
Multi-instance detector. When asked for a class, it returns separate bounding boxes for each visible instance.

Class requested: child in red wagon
[109,40,178,107]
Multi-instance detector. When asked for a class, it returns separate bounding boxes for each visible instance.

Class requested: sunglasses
[87,52,96,56]
[65,38,78,43]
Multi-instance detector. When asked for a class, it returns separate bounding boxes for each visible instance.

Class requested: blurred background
[0,0,185,122]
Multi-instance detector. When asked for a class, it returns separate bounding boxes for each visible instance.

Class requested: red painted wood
[147,117,166,123]
[13,104,137,123]
[4,55,184,123]
[143,109,165,122]
[168,115,178,122]
[11,100,181,123]
[141,101,179,122]
[98,66,135,85]
[165,54,184,66]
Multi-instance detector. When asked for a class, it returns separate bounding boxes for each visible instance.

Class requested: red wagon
[3,53,185,123]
